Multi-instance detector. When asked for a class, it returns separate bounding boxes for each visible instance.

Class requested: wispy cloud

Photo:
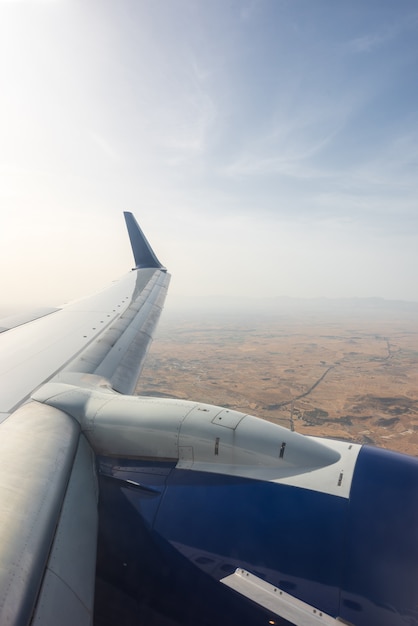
[349,31,393,53]
[240,0,260,22]
[347,11,418,54]
[158,90,216,159]
[89,132,120,161]
[2,1,418,304]
[220,123,341,180]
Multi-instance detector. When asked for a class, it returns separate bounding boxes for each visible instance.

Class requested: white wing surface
[0,212,170,626]
[0,212,170,419]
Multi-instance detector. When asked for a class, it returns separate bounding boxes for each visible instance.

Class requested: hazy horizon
[2,292,418,324]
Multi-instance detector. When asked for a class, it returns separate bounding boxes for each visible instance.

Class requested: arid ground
[136,308,418,456]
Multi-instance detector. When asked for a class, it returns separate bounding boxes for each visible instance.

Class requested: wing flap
[64,268,170,394]
[0,308,60,333]
[0,402,79,626]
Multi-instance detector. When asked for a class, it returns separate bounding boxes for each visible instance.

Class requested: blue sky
[1,0,418,308]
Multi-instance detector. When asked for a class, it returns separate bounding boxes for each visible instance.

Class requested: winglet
[123,212,166,270]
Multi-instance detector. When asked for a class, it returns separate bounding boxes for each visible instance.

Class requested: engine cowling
[33,382,418,626]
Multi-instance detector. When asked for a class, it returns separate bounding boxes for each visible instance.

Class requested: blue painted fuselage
[94,446,418,626]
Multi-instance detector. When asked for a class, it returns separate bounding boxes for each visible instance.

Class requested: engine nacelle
[33,381,357,496]
[33,382,418,626]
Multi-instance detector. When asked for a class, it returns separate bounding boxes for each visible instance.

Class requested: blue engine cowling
[97,445,418,626]
[33,384,418,625]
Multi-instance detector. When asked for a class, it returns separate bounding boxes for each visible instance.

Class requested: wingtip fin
[123,212,165,270]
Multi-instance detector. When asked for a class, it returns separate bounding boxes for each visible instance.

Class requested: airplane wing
[1,213,418,626]
[0,211,170,420]
[0,212,170,626]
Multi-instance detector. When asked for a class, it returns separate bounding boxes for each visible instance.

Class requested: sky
[1,0,418,310]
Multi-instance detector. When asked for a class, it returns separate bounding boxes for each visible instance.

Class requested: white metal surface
[31,435,98,626]
[277,437,361,498]
[0,268,169,414]
[0,215,170,626]
[0,402,79,626]
[177,408,360,498]
[0,307,59,332]
[33,383,360,498]
[0,272,136,413]
[221,568,338,625]
[33,383,193,459]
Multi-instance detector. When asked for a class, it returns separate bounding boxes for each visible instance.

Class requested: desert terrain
[136,306,418,456]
